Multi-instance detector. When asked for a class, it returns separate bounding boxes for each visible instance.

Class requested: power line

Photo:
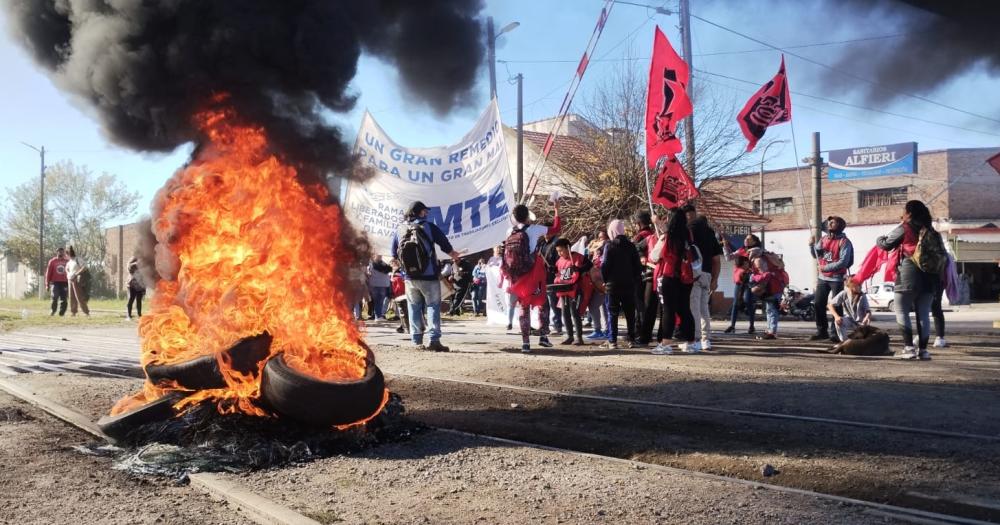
[502,0,667,118]
[696,68,1000,139]
[498,33,908,64]
[687,12,1000,126]
[695,75,984,148]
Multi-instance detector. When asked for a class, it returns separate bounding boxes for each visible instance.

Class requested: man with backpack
[809,216,854,343]
[391,201,461,352]
[503,201,561,353]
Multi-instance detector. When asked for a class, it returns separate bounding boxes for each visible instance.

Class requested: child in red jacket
[552,238,593,346]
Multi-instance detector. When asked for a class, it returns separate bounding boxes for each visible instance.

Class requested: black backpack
[398,222,432,276]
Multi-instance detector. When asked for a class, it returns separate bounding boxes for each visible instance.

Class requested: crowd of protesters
[373,197,954,361]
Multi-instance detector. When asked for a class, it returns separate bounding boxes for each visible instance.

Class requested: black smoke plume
[3,0,484,293]
[2,0,486,178]
[820,0,1000,105]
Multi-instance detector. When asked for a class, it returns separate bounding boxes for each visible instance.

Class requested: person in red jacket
[44,247,69,316]
[552,238,593,346]
[650,210,697,355]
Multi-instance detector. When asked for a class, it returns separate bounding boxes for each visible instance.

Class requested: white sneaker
[933,337,948,348]
[700,340,712,351]
[895,346,918,360]
[681,342,701,354]
[651,343,673,355]
[919,349,932,360]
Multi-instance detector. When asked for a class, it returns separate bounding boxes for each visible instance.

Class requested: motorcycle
[780,285,815,321]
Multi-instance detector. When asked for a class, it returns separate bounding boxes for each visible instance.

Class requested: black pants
[449,281,472,315]
[127,288,145,317]
[396,299,409,332]
[561,295,583,341]
[637,280,658,343]
[608,288,637,343]
[658,277,694,342]
[547,287,563,331]
[814,279,844,336]
[50,282,68,316]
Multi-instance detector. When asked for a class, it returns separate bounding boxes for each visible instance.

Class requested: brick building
[103,222,146,299]
[702,147,1000,302]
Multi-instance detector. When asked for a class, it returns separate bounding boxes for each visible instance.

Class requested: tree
[1,161,140,283]
[539,54,756,239]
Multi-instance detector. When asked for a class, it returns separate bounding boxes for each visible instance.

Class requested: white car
[865,282,950,311]
[866,283,895,311]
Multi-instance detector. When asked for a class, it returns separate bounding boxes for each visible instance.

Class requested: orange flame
[111,106,387,423]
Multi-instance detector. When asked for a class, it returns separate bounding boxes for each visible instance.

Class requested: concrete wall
[947,148,1000,221]
[0,254,37,300]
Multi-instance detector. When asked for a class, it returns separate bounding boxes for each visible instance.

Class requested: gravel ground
[228,428,907,525]
[0,389,251,525]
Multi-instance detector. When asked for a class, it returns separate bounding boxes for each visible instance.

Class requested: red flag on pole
[988,152,1000,176]
[737,55,792,152]
[645,26,692,168]
[652,155,699,208]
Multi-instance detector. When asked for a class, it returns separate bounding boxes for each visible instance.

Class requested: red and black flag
[737,55,792,152]
[652,155,699,209]
[645,26,692,168]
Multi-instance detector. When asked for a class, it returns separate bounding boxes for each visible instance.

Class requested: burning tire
[260,349,385,427]
[145,355,225,390]
[144,333,273,390]
[97,393,185,441]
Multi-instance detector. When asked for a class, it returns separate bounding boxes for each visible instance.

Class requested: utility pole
[516,73,524,202]
[21,142,46,299]
[487,19,520,101]
[678,0,696,178]
[38,146,45,300]
[487,17,496,99]
[811,132,823,276]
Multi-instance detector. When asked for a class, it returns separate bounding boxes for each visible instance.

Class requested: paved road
[1,307,998,378]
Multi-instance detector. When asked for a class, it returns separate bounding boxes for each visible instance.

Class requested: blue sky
[2,0,998,225]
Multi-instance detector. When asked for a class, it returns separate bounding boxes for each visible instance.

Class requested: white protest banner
[345,100,515,256]
[486,266,541,329]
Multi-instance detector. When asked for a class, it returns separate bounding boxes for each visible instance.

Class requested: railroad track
[382,371,1000,442]
[0,377,994,525]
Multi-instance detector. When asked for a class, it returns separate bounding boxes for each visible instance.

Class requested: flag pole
[642,29,658,232]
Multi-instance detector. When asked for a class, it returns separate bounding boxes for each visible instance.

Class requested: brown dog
[818,325,891,356]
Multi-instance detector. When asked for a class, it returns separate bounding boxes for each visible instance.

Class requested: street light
[758,139,788,243]
[20,142,46,300]
[487,18,520,99]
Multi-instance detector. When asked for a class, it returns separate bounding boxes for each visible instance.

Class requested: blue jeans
[406,279,442,344]
[507,292,518,326]
[763,293,781,335]
[471,283,486,314]
[728,283,756,329]
[894,290,932,349]
[370,286,389,319]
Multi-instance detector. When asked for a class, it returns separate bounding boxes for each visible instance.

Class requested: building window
[858,187,908,208]
[752,197,794,216]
